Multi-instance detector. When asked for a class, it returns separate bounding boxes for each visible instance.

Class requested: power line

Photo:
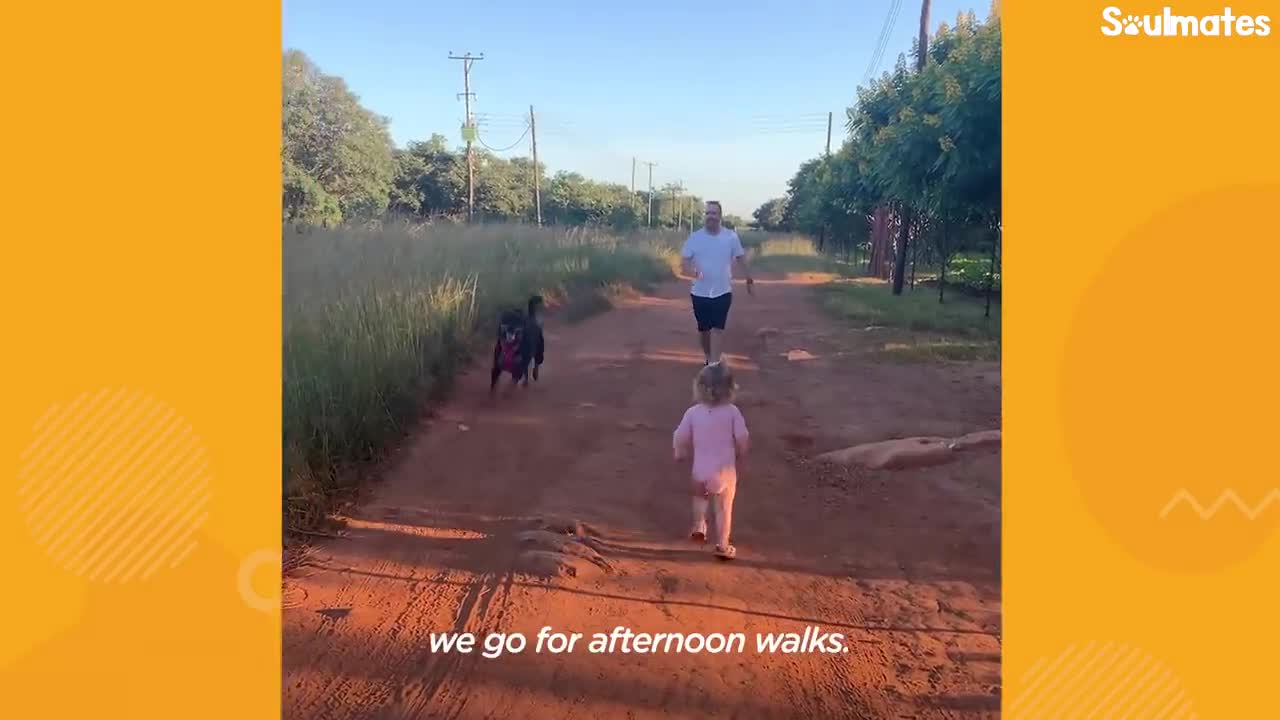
[866,0,901,82]
[749,124,829,131]
[475,125,531,153]
[863,0,904,84]
[749,121,829,129]
[750,113,829,120]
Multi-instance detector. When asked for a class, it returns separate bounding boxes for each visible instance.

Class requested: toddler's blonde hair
[693,362,737,406]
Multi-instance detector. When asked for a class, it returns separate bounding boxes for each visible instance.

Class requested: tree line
[283,50,731,230]
[752,9,1000,309]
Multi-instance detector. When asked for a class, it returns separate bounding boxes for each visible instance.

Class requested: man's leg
[708,329,723,364]
[708,293,732,364]
[693,294,712,364]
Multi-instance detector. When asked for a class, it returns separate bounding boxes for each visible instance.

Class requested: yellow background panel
[1006,1,1280,717]
[0,1,281,717]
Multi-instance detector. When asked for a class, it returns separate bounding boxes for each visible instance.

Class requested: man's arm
[681,255,697,279]
[679,236,697,279]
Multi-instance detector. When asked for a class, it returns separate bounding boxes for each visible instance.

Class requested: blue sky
[283,0,980,216]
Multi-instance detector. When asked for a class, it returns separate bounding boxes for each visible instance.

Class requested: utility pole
[448,52,483,222]
[631,157,637,211]
[826,111,833,156]
[529,105,542,226]
[644,161,657,227]
[918,0,932,72]
[676,182,683,230]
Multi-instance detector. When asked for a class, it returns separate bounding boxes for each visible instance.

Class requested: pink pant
[691,483,736,548]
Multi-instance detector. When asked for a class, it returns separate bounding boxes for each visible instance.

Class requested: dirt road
[283,272,1002,719]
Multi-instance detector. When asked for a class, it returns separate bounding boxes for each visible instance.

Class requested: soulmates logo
[1101,6,1272,36]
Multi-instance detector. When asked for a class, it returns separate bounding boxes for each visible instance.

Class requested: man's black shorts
[691,292,732,332]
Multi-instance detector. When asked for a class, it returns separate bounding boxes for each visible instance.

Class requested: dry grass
[283,222,681,530]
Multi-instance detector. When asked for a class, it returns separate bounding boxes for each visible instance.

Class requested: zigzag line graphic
[1159,488,1280,520]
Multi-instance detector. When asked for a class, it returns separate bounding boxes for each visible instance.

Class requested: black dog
[490,295,545,392]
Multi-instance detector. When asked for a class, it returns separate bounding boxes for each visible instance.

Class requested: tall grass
[283,222,679,529]
[747,234,858,276]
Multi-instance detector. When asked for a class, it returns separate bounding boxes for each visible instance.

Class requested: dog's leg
[532,332,544,381]
[490,341,502,393]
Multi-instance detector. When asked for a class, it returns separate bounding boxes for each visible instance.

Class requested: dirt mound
[815,429,1000,470]
[515,521,613,579]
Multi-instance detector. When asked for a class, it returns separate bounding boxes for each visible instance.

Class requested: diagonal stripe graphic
[16,390,213,583]
[1013,643,1196,719]
[54,411,190,569]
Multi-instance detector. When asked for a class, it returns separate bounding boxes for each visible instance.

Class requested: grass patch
[817,277,1000,363]
[283,222,680,530]
[818,277,1000,337]
[738,234,1000,364]
[947,253,1001,294]
[876,338,1000,362]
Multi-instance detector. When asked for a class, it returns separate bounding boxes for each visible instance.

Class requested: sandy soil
[283,272,1002,719]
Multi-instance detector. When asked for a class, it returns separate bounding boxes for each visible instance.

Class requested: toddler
[672,362,750,560]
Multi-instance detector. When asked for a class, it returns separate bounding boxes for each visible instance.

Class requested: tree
[388,135,465,218]
[283,156,342,227]
[752,198,788,231]
[773,9,1000,298]
[474,153,534,220]
[281,49,727,232]
[282,50,396,223]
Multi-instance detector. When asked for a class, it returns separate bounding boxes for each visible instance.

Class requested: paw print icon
[1123,15,1142,35]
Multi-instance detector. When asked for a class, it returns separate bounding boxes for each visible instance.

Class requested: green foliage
[283,157,342,227]
[947,252,1001,293]
[282,50,396,224]
[755,10,1001,269]
[388,135,464,217]
[753,197,787,231]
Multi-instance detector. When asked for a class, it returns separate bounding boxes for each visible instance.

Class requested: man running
[680,200,754,365]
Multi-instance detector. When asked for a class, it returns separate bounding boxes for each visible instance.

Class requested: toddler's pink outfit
[673,403,749,549]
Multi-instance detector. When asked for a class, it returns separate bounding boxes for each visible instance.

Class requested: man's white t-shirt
[681,228,745,298]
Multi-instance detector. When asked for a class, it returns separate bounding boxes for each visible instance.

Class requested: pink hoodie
[673,403,750,494]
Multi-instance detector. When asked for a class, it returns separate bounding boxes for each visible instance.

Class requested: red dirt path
[283,273,1002,719]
